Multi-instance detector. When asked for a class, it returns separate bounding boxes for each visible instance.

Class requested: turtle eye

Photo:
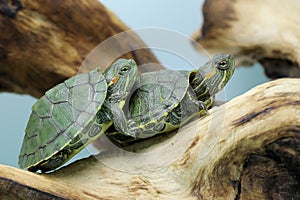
[119,65,131,75]
[217,60,229,69]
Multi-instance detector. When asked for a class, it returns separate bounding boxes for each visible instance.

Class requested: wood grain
[0,78,299,199]
[0,0,160,98]
[192,0,300,79]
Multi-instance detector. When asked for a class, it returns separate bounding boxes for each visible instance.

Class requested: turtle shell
[18,68,107,170]
[128,70,192,135]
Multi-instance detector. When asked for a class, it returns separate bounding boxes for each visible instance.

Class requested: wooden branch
[192,0,300,79]
[0,0,160,98]
[0,78,299,199]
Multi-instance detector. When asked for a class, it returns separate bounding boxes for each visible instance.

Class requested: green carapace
[18,54,235,172]
[18,59,138,172]
[107,54,235,145]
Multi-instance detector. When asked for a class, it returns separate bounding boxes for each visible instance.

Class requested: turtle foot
[122,120,143,138]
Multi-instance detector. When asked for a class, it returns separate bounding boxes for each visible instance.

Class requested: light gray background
[0,0,269,168]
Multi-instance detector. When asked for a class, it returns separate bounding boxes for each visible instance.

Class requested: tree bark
[0,0,160,98]
[192,0,300,79]
[0,78,299,200]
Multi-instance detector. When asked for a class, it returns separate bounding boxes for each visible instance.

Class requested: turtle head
[204,53,235,95]
[104,59,138,102]
[191,53,235,102]
[210,53,235,90]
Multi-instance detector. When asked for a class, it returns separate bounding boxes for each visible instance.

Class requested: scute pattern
[129,70,190,125]
[18,69,107,170]
[33,96,52,118]
[46,83,69,104]
[70,84,93,111]
[52,103,73,131]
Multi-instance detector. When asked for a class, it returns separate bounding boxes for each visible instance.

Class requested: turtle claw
[110,106,142,138]
[128,119,137,129]
[200,103,208,112]
[0,0,22,18]
[127,120,143,138]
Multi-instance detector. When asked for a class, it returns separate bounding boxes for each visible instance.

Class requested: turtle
[106,53,235,145]
[18,59,138,172]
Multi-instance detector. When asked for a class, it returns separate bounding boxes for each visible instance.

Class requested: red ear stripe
[112,75,119,84]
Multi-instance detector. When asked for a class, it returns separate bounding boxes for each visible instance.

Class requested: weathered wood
[192,0,300,78]
[0,0,160,98]
[0,78,299,199]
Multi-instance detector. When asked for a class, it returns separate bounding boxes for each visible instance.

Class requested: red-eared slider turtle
[18,59,138,172]
[107,54,235,145]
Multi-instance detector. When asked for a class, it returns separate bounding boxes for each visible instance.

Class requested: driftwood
[192,0,300,79]
[0,1,299,199]
[0,78,299,199]
[0,0,160,98]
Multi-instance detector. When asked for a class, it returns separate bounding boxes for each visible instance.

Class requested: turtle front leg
[110,106,141,138]
[0,0,22,18]
[197,100,208,115]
